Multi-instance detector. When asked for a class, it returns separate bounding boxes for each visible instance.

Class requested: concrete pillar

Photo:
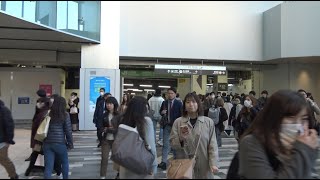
[79,1,121,130]
[191,75,207,95]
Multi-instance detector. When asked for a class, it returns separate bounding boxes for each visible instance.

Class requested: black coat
[0,100,15,145]
[93,96,105,125]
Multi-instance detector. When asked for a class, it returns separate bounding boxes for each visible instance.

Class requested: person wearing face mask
[229,96,243,140]
[68,92,79,131]
[25,97,53,176]
[203,92,216,117]
[257,90,268,110]
[238,90,318,179]
[236,95,258,140]
[298,89,320,133]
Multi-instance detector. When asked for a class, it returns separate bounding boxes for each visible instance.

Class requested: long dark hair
[121,96,147,140]
[49,96,67,121]
[120,93,130,106]
[241,90,314,156]
[182,93,203,117]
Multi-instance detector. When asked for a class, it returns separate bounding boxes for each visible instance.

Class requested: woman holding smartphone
[239,90,318,178]
[170,93,219,179]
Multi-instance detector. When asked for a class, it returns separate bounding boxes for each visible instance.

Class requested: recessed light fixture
[144,89,155,92]
[159,86,171,88]
[139,85,152,87]
[123,84,134,86]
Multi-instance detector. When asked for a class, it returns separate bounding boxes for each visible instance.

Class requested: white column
[79,1,121,130]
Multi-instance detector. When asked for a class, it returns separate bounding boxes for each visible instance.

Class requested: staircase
[14,119,32,129]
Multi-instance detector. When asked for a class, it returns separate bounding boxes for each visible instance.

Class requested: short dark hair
[222,92,227,96]
[104,93,111,98]
[297,89,307,94]
[249,91,256,96]
[100,88,105,92]
[168,87,177,94]
[37,89,47,98]
[261,90,268,95]
[71,92,77,96]
[182,93,203,117]
[155,88,161,96]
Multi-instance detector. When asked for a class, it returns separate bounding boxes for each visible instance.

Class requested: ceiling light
[159,86,171,88]
[127,89,143,92]
[139,85,152,87]
[123,84,134,86]
[144,89,155,92]
[206,84,213,86]
[228,84,233,87]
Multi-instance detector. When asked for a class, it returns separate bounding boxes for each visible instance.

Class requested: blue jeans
[43,143,69,179]
[152,117,163,142]
[161,125,176,164]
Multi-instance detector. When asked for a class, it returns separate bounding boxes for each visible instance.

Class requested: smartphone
[180,125,188,130]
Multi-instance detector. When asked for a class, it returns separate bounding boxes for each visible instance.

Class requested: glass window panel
[5,1,22,17]
[23,1,36,22]
[57,1,67,29]
[0,2,2,11]
[67,1,78,30]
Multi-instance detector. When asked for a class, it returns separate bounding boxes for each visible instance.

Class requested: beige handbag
[34,111,51,142]
[167,133,202,179]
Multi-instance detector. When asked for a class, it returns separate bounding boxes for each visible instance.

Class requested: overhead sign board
[154,64,226,75]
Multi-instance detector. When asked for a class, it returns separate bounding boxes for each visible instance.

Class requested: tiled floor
[1,128,319,179]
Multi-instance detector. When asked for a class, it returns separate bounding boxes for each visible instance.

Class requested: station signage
[154,64,226,75]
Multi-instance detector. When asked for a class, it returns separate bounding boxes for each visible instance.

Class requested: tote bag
[111,124,155,174]
[34,111,51,142]
[167,132,202,179]
[70,107,78,114]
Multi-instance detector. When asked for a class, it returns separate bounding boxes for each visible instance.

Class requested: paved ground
[1,128,319,179]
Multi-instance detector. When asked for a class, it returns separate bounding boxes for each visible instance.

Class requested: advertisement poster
[89,76,110,112]
[39,84,52,96]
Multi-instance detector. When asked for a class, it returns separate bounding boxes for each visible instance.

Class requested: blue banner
[89,76,110,112]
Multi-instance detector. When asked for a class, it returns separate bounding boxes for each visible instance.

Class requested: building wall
[261,63,320,105]
[0,68,64,120]
[177,78,191,100]
[120,1,282,61]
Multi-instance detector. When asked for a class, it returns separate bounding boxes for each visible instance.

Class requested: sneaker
[56,174,63,179]
[158,162,167,170]
[115,173,119,179]
[157,140,163,147]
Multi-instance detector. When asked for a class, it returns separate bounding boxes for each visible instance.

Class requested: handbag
[167,124,202,179]
[111,124,155,174]
[34,111,51,142]
[70,107,78,114]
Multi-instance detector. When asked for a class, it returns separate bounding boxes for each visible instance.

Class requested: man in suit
[158,88,183,170]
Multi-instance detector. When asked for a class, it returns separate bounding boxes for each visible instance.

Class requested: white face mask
[262,94,267,98]
[100,92,104,96]
[36,102,42,109]
[281,124,304,138]
[211,95,215,99]
[244,100,252,108]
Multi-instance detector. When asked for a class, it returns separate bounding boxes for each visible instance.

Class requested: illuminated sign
[154,64,226,75]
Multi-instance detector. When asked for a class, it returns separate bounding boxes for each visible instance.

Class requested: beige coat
[170,116,219,179]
